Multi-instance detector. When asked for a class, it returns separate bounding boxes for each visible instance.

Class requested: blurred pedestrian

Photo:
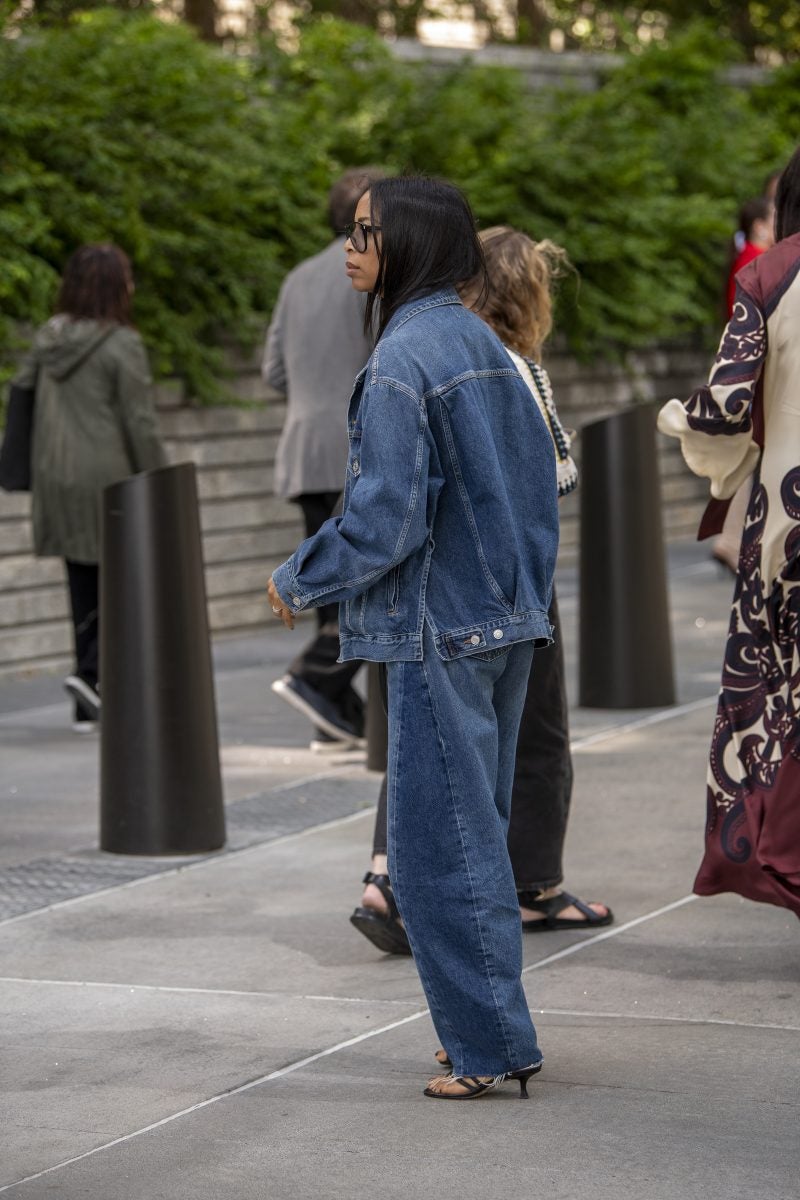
[658,147,800,918]
[268,177,558,1099]
[12,244,166,732]
[725,197,774,318]
[263,167,385,750]
[350,226,611,956]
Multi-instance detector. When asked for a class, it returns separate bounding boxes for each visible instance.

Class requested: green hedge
[1,12,798,399]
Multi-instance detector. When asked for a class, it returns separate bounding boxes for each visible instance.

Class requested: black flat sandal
[350,872,412,955]
[518,889,614,933]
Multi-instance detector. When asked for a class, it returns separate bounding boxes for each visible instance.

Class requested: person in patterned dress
[657,147,800,918]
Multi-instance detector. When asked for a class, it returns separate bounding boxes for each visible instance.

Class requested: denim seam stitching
[424,369,520,400]
[388,664,464,1063]
[419,652,515,1070]
[437,401,514,614]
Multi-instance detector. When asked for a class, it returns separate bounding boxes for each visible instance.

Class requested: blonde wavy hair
[461,226,570,361]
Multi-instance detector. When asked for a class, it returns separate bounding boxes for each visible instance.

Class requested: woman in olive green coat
[15,244,167,729]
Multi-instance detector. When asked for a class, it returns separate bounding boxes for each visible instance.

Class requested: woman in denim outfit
[268,178,558,1099]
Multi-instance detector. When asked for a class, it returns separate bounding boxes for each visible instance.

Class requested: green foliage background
[2,11,799,399]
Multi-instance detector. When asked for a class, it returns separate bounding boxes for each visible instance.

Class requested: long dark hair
[363,177,487,340]
[775,146,800,242]
[56,243,134,324]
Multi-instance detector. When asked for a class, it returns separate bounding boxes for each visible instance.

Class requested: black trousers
[372,591,572,894]
[288,492,362,708]
[65,560,100,715]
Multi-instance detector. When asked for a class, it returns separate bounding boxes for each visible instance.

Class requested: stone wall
[0,343,709,678]
[390,38,769,92]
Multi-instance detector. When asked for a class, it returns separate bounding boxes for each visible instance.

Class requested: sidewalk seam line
[531,1007,800,1033]
[569,695,716,753]
[0,978,416,1005]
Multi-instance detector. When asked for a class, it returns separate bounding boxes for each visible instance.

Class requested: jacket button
[469,634,480,646]
[292,595,302,605]
[493,629,504,640]
[352,458,360,474]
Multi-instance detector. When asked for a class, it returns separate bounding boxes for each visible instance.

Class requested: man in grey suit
[262,167,383,748]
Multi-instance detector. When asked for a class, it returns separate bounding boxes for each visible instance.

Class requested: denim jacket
[272,289,559,662]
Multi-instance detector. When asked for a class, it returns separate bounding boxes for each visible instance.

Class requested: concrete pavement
[0,542,798,1199]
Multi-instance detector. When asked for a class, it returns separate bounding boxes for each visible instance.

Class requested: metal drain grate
[0,775,378,922]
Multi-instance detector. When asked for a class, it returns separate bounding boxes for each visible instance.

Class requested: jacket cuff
[271,560,308,612]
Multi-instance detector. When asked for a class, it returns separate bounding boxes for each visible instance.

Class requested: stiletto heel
[504,1062,542,1098]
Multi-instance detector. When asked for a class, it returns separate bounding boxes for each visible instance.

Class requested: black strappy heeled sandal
[424,1063,542,1100]
[349,872,412,955]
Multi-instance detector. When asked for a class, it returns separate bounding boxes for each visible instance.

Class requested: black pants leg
[287,492,363,715]
[371,591,572,891]
[65,560,100,717]
[507,590,572,891]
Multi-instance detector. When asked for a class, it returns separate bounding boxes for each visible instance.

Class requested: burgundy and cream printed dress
[658,232,800,918]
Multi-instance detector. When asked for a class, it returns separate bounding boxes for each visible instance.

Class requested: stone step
[164,434,280,469]
[0,493,31,520]
[195,465,275,502]
[158,403,285,438]
[0,556,64,591]
[205,560,274,598]
[203,523,303,566]
[208,593,273,631]
[0,522,32,556]
[0,585,68,629]
[0,619,72,665]
[0,652,72,682]
[199,496,298,534]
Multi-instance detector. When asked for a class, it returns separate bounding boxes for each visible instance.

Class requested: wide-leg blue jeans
[386,622,542,1077]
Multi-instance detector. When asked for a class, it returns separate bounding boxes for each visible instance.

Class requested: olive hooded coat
[14,317,167,563]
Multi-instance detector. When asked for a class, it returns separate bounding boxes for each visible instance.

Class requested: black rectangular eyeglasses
[342,221,381,253]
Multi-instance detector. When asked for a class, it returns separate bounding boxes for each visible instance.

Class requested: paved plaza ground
[1,542,798,1199]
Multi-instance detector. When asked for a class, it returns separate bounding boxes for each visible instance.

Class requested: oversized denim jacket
[271,289,559,662]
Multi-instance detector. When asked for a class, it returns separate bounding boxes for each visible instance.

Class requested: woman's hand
[267,577,295,630]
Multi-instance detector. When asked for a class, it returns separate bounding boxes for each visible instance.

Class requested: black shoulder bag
[0,381,36,492]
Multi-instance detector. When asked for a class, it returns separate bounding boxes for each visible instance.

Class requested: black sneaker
[271,674,359,741]
[64,675,101,721]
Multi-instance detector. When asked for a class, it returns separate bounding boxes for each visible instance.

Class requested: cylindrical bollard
[578,404,675,708]
[100,462,225,854]
[366,662,388,773]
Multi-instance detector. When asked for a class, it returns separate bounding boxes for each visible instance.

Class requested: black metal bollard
[100,462,225,854]
[578,404,675,709]
[365,662,388,773]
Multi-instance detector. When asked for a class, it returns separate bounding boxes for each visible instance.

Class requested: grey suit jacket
[262,238,373,500]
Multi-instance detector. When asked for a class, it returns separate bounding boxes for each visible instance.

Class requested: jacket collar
[381,288,462,340]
